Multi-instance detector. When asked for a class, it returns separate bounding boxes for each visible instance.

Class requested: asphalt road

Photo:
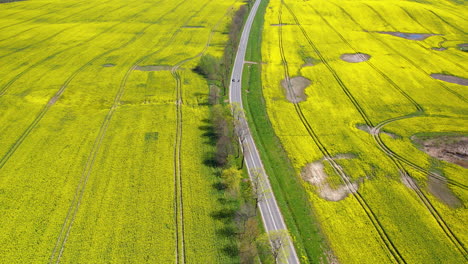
[229,0,300,263]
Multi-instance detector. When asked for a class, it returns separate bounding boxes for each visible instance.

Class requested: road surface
[229,0,300,263]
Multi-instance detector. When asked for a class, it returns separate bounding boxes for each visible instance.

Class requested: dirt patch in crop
[270,23,295,26]
[430,73,468,86]
[301,158,358,202]
[356,124,399,139]
[0,0,24,3]
[281,76,311,103]
[376,31,440,40]
[181,25,204,28]
[135,65,172,71]
[428,176,462,208]
[103,64,115,67]
[340,53,370,63]
[458,43,468,52]
[411,134,468,168]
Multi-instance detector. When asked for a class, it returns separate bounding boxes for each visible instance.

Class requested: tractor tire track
[278,2,406,263]
[0,3,150,97]
[366,4,465,73]
[49,0,213,262]
[169,9,228,261]
[0,25,77,60]
[306,1,468,256]
[357,3,466,102]
[0,0,117,44]
[326,1,468,191]
[0,1,84,31]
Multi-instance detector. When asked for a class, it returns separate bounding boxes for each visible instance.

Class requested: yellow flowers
[261,0,467,263]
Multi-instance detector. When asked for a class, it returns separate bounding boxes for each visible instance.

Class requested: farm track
[303,1,468,257]
[0,0,120,44]
[0,6,159,172]
[326,1,468,189]
[0,1,85,31]
[278,2,406,263]
[49,0,214,262]
[0,4,150,97]
[365,4,466,73]
[169,5,236,261]
[356,3,467,102]
[0,26,78,60]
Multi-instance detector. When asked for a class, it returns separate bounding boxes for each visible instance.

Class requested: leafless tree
[248,168,270,210]
[257,230,291,263]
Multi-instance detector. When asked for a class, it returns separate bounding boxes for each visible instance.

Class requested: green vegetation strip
[241,0,328,262]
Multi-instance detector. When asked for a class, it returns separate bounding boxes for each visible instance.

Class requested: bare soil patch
[430,73,468,86]
[135,65,172,71]
[428,176,462,208]
[103,64,116,67]
[301,157,358,202]
[458,43,468,52]
[270,23,296,26]
[0,0,24,3]
[356,124,399,139]
[281,76,311,103]
[340,53,370,63]
[376,31,440,40]
[431,47,447,51]
[181,25,204,28]
[411,134,468,168]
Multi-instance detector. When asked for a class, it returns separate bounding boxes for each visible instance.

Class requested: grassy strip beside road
[241,0,329,262]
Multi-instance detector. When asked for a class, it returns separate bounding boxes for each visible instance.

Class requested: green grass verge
[241,0,329,263]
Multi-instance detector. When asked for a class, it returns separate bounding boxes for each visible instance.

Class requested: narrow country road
[229,0,300,263]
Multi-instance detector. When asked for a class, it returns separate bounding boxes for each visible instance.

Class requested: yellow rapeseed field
[0,0,242,263]
[261,0,467,263]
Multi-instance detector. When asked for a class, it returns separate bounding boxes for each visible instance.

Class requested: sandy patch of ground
[430,73,468,86]
[270,23,295,26]
[181,25,204,28]
[376,31,440,40]
[340,53,370,63]
[301,158,358,202]
[412,134,468,168]
[428,176,462,208]
[458,43,468,52]
[281,76,311,103]
[135,65,172,71]
[356,124,399,139]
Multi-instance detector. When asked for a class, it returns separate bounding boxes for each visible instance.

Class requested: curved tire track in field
[327,1,468,187]
[278,2,406,263]
[49,1,214,262]
[306,1,468,257]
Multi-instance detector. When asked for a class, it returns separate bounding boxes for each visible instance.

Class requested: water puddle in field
[340,53,371,63]
[356,124,400,139]
[430,73,468,86]
[270,23,296,26]
[458,43,468,52]
[377,31,440,40]
[181,25,204,28]
[103,64,116,67]
[281,76,311,103]
[0,0,24,3]
[301,155,359,202]
[135,65,172,71]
